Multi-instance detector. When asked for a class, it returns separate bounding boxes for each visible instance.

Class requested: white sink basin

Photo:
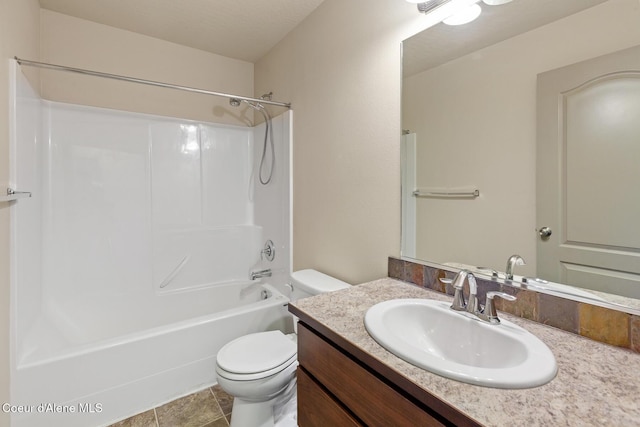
[364,299,557,389]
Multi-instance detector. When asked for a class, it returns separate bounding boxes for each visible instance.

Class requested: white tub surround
[9,64,292,427]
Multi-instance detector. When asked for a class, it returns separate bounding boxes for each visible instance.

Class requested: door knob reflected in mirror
[538,227,552,239]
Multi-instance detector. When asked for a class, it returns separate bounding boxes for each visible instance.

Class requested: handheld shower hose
[229,97,275,185]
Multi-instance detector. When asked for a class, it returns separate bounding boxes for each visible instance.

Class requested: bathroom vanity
[289,278,640,427]
[295,322,470,426]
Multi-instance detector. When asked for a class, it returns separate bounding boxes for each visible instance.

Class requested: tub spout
[250,269,272,281]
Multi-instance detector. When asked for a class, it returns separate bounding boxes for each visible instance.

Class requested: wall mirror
[401,0,640,313]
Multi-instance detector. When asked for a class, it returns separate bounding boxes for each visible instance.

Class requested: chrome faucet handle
[476,267,499,278]
[522,277,548,284]
[464,273,480,315]
[441,272,467,312]
[451,285,466,312]
[261,240,275,262]
[481,291,517,324]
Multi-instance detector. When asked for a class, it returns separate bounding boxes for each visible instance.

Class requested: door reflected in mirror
[401,0,640,310]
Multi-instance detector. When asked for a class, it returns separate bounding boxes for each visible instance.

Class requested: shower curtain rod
[14,57,291,109]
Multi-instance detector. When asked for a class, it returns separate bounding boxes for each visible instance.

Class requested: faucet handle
[464,273,480,315]
[522,277,548,284]
[483,291,516,324]
[440,273,466,311]
[476,267,499,278]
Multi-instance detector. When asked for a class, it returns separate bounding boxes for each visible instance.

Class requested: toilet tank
[289,269,350,300]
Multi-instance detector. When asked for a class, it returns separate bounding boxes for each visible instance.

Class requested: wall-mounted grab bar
[0,188,32,202]
[412,188,479,198]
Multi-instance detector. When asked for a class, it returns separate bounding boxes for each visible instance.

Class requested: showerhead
[229,98,264,112]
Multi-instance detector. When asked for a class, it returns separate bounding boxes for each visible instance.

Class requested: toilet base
[229,377,297,427]
[230,398,274,427]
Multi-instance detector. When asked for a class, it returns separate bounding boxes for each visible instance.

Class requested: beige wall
[40,10,255,126]
[255,0,432,284]
[403,0,640,277]
[0,1,40,424]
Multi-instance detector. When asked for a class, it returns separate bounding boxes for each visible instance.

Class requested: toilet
[215,269,350,427]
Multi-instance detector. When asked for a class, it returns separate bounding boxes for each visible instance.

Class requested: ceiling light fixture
[407,0,511,27]
[482,0,513,5]
[409,0,485,25]
[408,0,452,14]
[443,3,482,25]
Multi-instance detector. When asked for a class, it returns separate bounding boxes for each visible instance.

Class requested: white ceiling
[39,0,326,63]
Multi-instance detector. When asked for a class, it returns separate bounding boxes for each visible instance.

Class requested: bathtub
[11,283,291,427]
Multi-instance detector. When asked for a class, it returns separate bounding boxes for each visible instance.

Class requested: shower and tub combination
[8,59,293,427]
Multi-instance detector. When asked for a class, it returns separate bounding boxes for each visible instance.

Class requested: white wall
[0,1,40,424]
[255,0,433,284]
[403,0,640,277]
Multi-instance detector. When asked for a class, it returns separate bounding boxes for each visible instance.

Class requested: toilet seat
[216,331,297,381]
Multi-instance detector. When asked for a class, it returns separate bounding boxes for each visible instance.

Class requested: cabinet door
[297,368,362,427]
[298,324,446,427]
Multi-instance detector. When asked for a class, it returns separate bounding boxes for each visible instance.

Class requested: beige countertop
[289,278,640,427]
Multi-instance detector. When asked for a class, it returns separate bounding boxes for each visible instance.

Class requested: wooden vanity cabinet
[295,322,481,427]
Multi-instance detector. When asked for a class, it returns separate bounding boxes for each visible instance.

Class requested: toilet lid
[217,330,297,375]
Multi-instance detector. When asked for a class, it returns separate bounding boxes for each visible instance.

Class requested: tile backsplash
[388,257,640,354]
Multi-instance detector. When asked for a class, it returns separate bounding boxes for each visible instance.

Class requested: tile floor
[108,385,233,427]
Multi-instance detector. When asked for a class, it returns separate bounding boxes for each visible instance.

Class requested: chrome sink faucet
[442,270,517,324]
[505,254,526,280]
